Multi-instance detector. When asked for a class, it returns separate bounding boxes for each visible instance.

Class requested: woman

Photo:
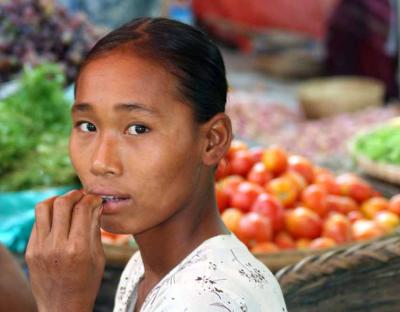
[25,18,287,311]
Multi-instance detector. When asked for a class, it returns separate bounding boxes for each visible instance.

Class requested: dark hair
[76,17,227,123]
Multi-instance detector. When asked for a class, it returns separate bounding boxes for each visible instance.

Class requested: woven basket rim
[275,230,400,292]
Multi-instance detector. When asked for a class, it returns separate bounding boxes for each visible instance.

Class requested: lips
[100,195,130,203]
[86,188,132,214]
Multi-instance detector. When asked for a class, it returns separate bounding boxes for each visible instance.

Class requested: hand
[25,190,105,312]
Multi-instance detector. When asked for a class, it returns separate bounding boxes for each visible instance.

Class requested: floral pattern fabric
[113,234,287,312]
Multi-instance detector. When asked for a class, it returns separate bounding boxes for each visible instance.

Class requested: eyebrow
[71,102,159,115]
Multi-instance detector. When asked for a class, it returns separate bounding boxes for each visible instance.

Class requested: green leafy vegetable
[0,64,79,191]
[353,124,400,165]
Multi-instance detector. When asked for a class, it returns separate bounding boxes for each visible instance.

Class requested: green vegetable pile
[352,123,400,165]
[0,64,79,191]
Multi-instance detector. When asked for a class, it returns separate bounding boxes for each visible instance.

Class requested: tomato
[373,211,400,234]
[352,219,385,241]
[226,140,248,160]
[215,158,231,181]
[285,207,323,239]
[231,182,264,212]
[296,238,311,249]
[262,146,288,176]
[288,155,315,184]
[360,197,389,219]
[247,162,273,187]
[336,173,375,203]
[301,184,328,217]
[274,231,296,250]
[314,166,334,176]
[314,172,341,195]
[389,194,400,216]
[219,175,245,205]
[248,146,265,164]
[309,237,336,249]
[230,150,254,177]
[215,185,230,213]
[251,242,279,253]
[283,171,307,194]
[221,208,243,236]
[322,213,353,244]
[251,193,285,232]
[326,195,358,215]
[236,212,273,247]
[266,176,298,208]
[347,210,364,223]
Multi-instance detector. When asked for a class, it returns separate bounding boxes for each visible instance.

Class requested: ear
[201,113,232,166]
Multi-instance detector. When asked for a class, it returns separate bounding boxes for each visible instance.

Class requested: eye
[126,124,149,135]
[77,122,96,132]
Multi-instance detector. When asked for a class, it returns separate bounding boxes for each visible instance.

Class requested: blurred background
[0,1,400,311]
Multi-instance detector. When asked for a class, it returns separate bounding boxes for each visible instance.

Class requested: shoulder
[142,235,287,311]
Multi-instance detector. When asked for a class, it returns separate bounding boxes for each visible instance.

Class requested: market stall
[1,0,399,311]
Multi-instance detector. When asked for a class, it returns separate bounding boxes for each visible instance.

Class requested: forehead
[75,51,181,107]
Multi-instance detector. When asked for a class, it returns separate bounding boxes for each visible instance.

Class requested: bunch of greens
[0,64,79,191]
[353,123,400,165]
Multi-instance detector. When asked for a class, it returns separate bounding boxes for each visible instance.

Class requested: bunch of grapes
[0,0,102,84]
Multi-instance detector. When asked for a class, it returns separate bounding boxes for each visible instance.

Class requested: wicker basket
[255,50,322,79]
[275,230,400,311]
[349,118,400,185]
[353,153,400,185]
[298,76,385,119]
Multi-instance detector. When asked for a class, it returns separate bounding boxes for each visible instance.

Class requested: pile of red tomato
[216,141,400,253]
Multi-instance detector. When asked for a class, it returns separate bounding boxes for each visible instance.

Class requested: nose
[90,134,123,177]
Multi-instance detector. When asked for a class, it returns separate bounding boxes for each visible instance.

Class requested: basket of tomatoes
[216,140,400,272]
[101,140,400,272]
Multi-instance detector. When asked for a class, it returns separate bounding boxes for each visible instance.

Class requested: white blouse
[113,234,287,312]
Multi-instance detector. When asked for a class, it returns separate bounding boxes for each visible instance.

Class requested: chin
[101,216,129,234]
[100,215,143,235]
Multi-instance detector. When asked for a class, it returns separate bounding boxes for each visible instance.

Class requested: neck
[133,189,228,283]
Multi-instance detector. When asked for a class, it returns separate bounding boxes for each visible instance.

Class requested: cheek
[69,135,90,180]
[126,137,201,206]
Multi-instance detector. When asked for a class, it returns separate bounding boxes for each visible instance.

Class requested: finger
[69,194,102,242]
[25,223,37,267]
[91,204,104,250]
[51,190,84,240]
[26,222,37,252]
[34,196,56,240]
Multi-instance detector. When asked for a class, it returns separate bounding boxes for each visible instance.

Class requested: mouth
[101,195,130,203]
[86,189,132,214]
[100,195,132,214]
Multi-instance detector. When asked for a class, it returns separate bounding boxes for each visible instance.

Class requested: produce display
[0,0,101,84]
[216,140,400,253]
[226,91,399,163]
[0,64,78,191]
[352,122,400,165]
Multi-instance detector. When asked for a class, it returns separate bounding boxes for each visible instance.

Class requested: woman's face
[70,51,206,234]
